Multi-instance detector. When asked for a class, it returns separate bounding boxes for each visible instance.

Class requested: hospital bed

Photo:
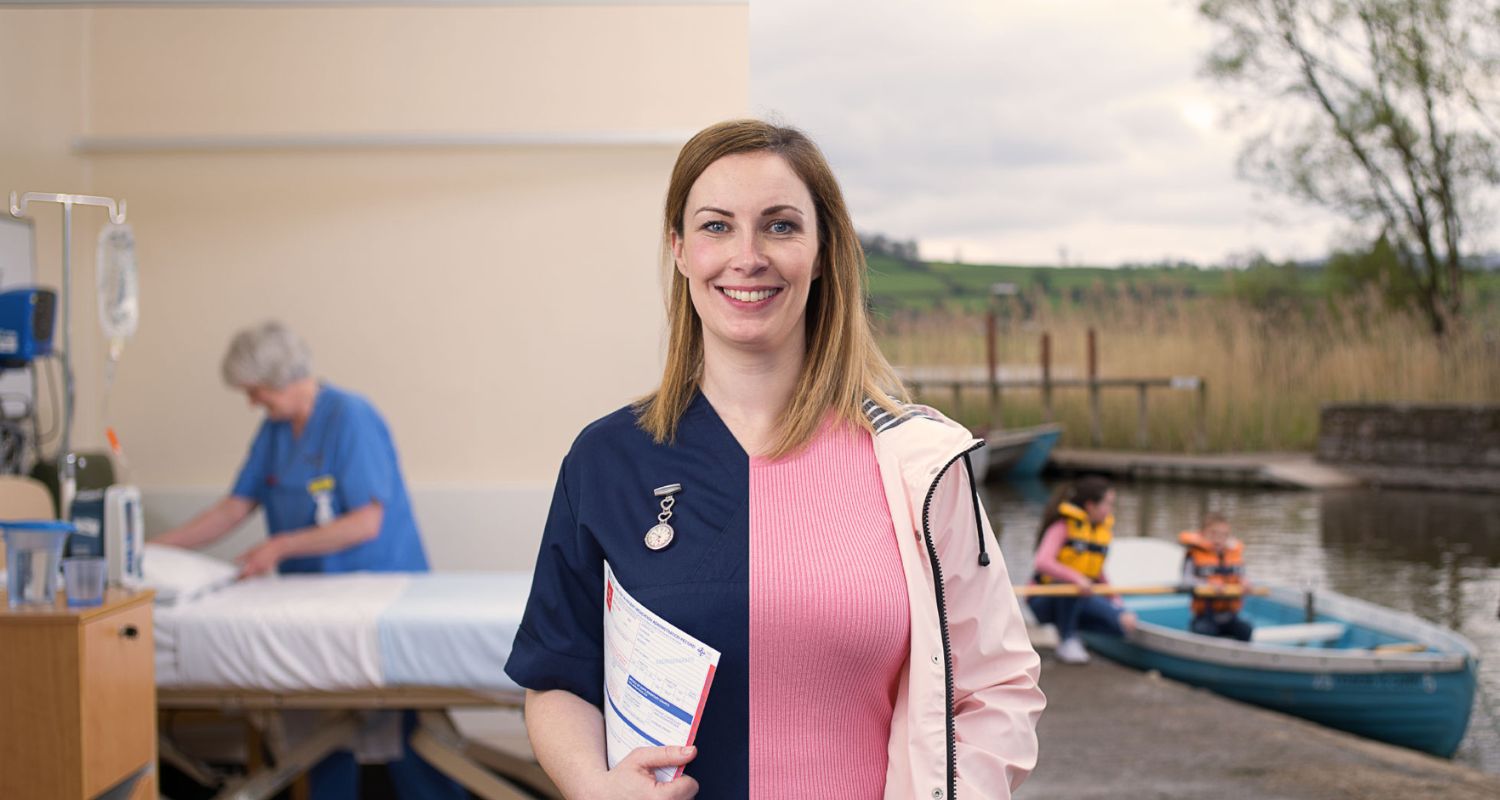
[148,562,560,800]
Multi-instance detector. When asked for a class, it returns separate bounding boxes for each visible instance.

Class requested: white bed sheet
[156,571,531,694]
[156,574,407,691]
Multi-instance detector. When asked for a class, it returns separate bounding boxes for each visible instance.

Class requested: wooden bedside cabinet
[0,590,158,799]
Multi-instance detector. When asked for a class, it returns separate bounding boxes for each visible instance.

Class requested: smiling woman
[644,120,900,459]
[506,120,1044,800]
[670,152,821,405]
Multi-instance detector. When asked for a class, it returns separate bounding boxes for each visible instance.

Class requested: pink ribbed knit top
[749,418,911,799]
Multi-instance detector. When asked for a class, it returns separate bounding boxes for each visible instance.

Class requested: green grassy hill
[865,255,1234,312]
[863,248,1500,314]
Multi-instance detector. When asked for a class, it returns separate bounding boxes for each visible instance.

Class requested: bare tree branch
[1202,0,1499,335]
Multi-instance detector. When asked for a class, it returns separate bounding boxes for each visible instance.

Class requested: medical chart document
[602,561,721,782]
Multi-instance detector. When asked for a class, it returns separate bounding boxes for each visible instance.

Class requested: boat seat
[1251,622,1347,645]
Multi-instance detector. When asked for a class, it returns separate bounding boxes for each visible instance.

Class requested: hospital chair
[0,474,56,566]
[29,450,114,517]
[0,473,56,518]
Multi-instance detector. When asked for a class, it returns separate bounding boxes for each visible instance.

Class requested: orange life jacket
[1179,530,1245,616]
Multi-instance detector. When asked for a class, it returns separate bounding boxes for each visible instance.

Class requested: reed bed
[876,289,1500,452]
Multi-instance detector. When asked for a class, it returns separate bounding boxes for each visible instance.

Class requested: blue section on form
[628,674,694,723]
[607,690,665,747]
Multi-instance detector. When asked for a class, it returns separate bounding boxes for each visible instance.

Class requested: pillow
[141,543,239,606]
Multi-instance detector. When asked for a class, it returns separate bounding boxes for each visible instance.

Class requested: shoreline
[1024,642,1500,798]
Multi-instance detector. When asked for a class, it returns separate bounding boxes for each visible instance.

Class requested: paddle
[1014,583,1271,598]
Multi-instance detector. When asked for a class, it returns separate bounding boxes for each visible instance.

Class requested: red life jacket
[1179,530,1246,616]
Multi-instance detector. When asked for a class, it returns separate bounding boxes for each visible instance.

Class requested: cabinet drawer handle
[120,624,139,640]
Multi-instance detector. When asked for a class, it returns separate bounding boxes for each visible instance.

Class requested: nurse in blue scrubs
[154,320,464,800]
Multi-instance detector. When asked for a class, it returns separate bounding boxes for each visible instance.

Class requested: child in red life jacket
[1179,513,1254,642]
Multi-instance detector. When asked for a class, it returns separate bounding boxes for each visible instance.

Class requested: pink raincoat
[865,401,1046,800]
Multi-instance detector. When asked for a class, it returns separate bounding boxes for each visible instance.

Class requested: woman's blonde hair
[636,119,908,458]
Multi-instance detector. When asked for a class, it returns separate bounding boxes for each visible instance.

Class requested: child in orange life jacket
[1179,513,1254,642]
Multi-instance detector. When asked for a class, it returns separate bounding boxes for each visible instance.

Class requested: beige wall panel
[2,4,748,565]
[91,146,680,487]
[88,6,750,137]
[0,11,87,180]
[0,10,104,453]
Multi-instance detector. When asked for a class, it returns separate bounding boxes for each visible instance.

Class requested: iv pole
[8,191,128,518]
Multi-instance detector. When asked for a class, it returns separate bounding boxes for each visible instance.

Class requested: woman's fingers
[624,744,697,771]
[610,746,698,797]
[660,775,700,799]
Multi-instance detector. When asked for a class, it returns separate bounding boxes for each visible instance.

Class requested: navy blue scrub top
[505,393,750,795]
[231,383,430,575]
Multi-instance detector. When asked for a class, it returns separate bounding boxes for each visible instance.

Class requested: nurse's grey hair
[221,321,313,389]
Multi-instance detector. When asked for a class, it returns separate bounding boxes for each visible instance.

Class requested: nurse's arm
[525,689,699,799]
[235,503,383,578]
[152,496,257,550]
[275,503,384,559]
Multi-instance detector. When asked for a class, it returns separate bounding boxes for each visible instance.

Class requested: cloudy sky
[750,0,1349,267]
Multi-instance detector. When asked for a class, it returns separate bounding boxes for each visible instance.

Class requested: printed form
[602,561,721,782]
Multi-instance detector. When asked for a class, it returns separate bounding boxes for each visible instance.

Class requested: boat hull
[977,423,1062,481]
[1006,425,1061,479]
[1078,589,1478,758]
[1081,631,1476,757]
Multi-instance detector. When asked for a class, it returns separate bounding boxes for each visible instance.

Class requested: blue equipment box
[0,288,56,368]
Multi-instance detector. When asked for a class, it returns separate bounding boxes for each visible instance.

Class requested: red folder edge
[671,662,718,780]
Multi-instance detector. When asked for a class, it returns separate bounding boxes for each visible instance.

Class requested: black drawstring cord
[961,453,991,567]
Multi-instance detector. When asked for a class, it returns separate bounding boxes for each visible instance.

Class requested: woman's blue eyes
[700,220,798,234]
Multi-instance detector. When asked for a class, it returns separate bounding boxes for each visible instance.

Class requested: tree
[1229,255,1309,311]
[1325,234,1424,307]
[1200,0,1500,335]
[858,232,925,268]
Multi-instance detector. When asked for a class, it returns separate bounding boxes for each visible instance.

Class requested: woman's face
[1085,489,1116,524]
[243,383,300,421]
[670,151,820,359]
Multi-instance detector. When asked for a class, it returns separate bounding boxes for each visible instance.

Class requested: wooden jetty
[1049,448,1360,490]
[903,325,1211,451]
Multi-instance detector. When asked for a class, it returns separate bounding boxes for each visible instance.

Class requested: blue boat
[1079,559,1479,757]
[973,423,1063,481]
[1004,423,1062,479]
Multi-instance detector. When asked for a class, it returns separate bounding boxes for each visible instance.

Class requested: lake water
[980,479,1500,773]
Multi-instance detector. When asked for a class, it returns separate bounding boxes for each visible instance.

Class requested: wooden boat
[972,423,1063,482]
[1078,540,1480,758]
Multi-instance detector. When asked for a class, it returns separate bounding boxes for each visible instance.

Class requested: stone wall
[1318,404,1500,491]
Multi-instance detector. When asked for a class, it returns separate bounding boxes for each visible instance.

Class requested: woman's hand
[235,538,286,579]
[583,746,700,799]
[1119,610,1139,635]
[1074,577,1094,596]
[526,689,699,799]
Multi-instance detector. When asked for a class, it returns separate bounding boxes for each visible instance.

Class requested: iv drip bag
[96,222,139,342]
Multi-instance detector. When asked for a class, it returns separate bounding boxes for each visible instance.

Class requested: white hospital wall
[0,2,749,571]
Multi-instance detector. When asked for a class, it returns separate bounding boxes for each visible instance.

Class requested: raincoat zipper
[918,440,985,800]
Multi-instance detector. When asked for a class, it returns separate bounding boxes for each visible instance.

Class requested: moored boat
[973,423,1063,482]
[1079,541,1480,757]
